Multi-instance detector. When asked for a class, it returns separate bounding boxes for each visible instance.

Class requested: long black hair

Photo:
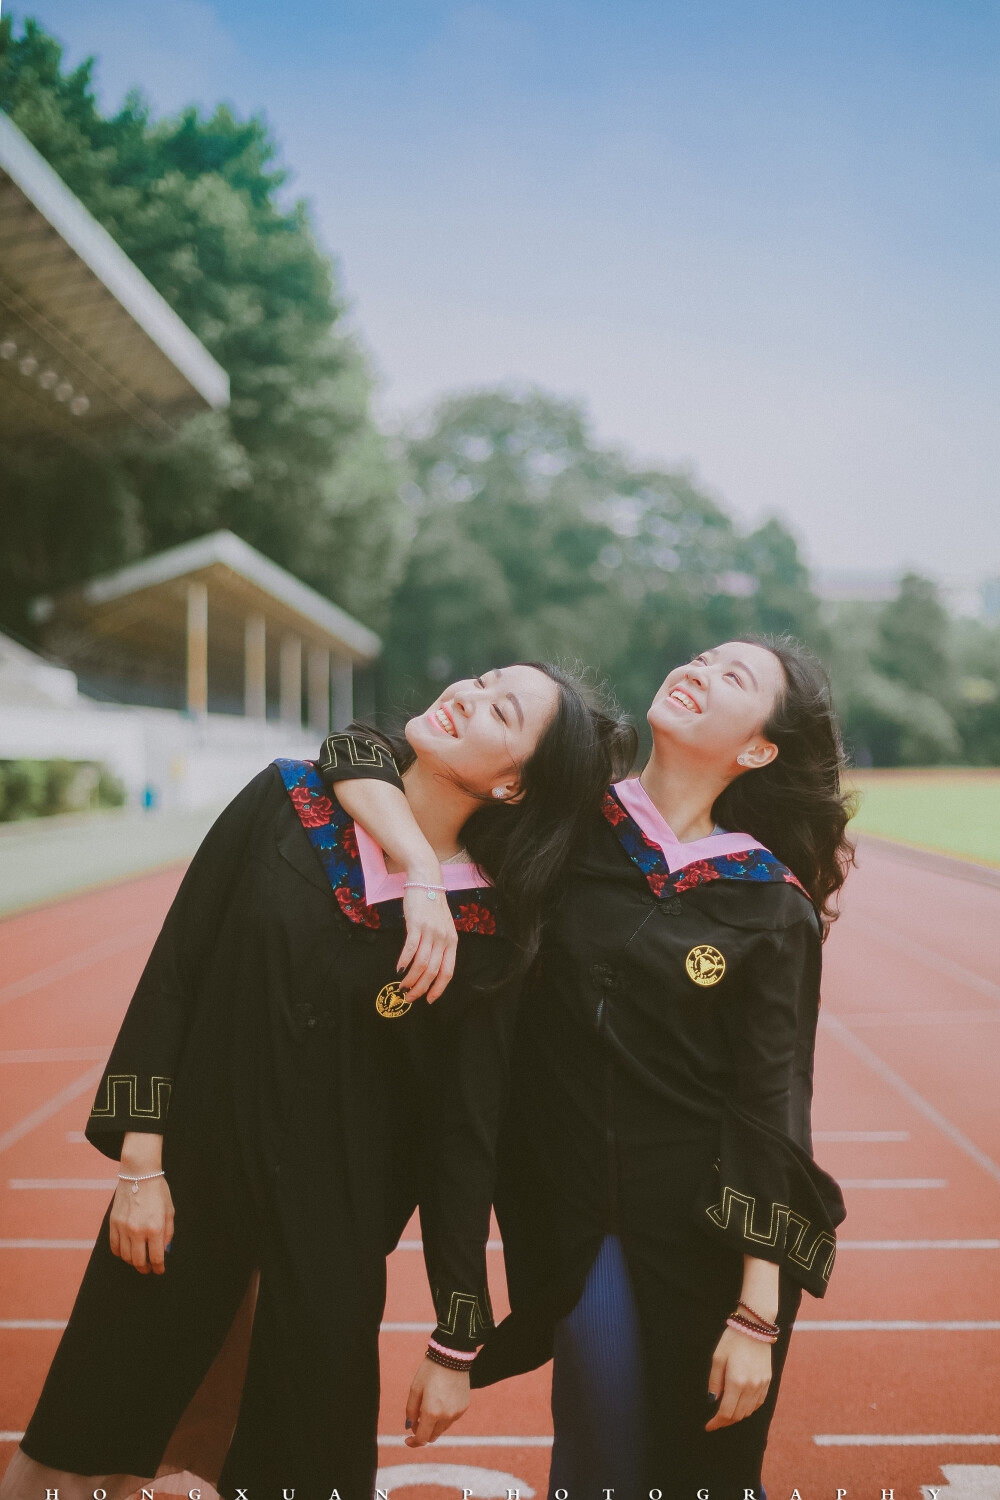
[369,663,636,972]
[710,635,856,934]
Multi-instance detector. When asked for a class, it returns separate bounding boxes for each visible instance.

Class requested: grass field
[848,768,1000,867]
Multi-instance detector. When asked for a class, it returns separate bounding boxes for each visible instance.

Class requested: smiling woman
[321,633,854,1496]
[1,662,634,1496]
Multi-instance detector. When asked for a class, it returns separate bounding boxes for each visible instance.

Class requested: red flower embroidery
[455,902,496,935]
[336,886,380,927]
[341,823,359,859]
[674,860,722,892]
[602,794,628,825]
[290,786,335,829]
[647,872,670,897]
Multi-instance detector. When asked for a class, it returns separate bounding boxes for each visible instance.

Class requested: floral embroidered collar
[602,777,808,900]
[274,759,499,935]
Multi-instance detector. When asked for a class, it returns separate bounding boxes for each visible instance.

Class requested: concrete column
[280,634,303,727]
[308,647,331,736]
[244,614,267,720]
[331,657,353,730]
[186,581,208,715]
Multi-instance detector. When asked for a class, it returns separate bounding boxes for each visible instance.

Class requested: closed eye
[475,675,507,724]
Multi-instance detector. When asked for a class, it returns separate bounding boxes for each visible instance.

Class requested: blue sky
[15,0,1000,576]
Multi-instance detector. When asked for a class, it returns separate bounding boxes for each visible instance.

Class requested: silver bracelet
[117,1169,166,1195]
[403,881,447,902]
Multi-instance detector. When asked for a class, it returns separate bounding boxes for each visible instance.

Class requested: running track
[1,841,999,1499]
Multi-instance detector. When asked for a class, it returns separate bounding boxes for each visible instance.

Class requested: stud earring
[737,755,749,767]
[492,788,507,799]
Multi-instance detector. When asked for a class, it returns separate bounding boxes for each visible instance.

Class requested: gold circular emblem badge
[685,945,726,987]
[375,981,412,1019]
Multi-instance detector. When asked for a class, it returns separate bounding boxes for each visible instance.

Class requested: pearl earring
[492,788,507,799]
[737,755,749,767]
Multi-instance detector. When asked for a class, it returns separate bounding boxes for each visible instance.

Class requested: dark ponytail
[369,664,637,973]
[710,636,856,934]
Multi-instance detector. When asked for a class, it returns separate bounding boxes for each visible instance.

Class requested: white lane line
[852,917,1000,1002]
[839,1239,1000,1249]
[377,1436,553,1447]
[821,1013,1000,1187]
[815,1434,1000,1447]
[796,1320,1000,1331]
[8,1178,116,1189]
[66,1131,88,1143]
[0,1047,108,1063]
[395,1240,503,1252]
[0,1320,67,1329]
[814,1130,910,1141]
[0,923,159,1009]
[0,1433,25,1443]
[12,1317,996,1335]
[0,1239,95,1249]
[0,1064,106,1154]
[839,1178,948,1188]
[845,1009,1000,1028]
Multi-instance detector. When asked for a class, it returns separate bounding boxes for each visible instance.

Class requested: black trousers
[22,1141,384,1500]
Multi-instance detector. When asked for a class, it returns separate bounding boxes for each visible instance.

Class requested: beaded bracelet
[403,882,447,902]
[726,1315,777,1345]
[425,1344,476,1372]
[737,1300,779,1334]
[428,1337,475,1363]
[117,1170,166,1195]
[729,1308,780,1337]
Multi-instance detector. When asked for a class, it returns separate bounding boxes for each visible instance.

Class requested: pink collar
[612,777,767,874]
[354,823,492,905]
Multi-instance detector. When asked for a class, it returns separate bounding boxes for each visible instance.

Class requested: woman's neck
[639,747,729,845]
[397,761,475,863]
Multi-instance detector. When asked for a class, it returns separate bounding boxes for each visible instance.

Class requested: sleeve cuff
[84,1071,172,1160]
[696,1100,846,1298]
[431,1285,495,1352]
[318,731,404,790]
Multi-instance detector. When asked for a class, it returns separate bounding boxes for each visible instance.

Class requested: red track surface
[2,844,999,1499]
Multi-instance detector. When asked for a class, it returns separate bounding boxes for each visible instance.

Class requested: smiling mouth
[668,687,702,714]
[429,705,459,737]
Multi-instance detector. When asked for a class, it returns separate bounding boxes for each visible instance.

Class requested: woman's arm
[319,735,458,1003]
[703,907,839,1430]
[86,770,274,1272]
[402,953,522,1444]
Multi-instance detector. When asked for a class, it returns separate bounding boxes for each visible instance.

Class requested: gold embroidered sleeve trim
[89,1073,173,1122]
[319,733,400,776]
[705,1183,837,1284]
[432,1285,495,1343]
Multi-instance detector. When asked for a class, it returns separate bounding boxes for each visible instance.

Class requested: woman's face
[647,641,785,769]
[406,665,559,797]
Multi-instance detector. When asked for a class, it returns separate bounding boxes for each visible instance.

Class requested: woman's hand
[705,1325,772,1431]
[111,1133,174,1275]
[404,1357,471,1446]
[398,879,458,1004]
[331,780,459,1003]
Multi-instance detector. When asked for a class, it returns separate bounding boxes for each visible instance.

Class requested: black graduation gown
[476,786,846,1498]
[21,752,518,1500]
[319,757,846,1499]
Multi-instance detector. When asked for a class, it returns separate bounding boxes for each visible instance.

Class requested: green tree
[382,388,824,739]
[873,573,950,696]
[0,16,403,632]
